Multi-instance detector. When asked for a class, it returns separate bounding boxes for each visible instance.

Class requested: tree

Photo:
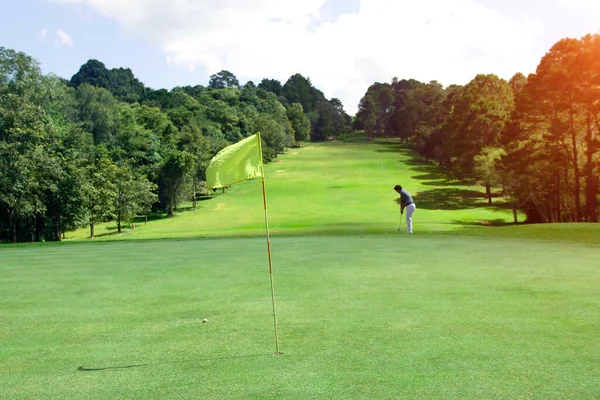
[70,59,145,102]
[209,70,240,89]
[390,78,422,140]
[286,102,310,145]
[474,147,506,204]
[83,147,117,238]
[0,48,53,242]
[158,150,194,216]
[113,166,158,233]
[255,114,291,160]
[407,81,445,159]
[75,84,120,145]
[445,74,514,180]
[355,83,392,142]
[502,34,600,223]
[258,78,283,96]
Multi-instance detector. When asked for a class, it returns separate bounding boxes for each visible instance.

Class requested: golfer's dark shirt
[400,189,414,207]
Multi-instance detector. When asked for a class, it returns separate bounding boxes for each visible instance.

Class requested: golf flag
[205,132,281,355]
[206,133,263,190]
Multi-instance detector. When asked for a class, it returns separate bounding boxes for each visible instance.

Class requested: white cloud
[556,0,600,12]
[55,29,74,47]
[37,28,48,42]
[49,0,598,113]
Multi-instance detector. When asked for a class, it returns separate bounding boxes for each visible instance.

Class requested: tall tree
[208,70,240,89]
[286,102,310,145]
[258,79,283,96]
[445,74,514,186]
[158,150,194,216]
[83,147,117,238]
[75,84,120,145]
[113,166,158,233]
[0,48,52,242]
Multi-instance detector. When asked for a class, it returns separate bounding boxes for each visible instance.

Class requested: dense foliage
[0,49,351,242]
[355,34,600,223]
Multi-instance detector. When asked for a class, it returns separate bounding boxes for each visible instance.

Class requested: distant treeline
[355,34,600,224]
[0,49,352,243]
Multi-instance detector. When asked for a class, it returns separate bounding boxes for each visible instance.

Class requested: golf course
[1,137,599,399]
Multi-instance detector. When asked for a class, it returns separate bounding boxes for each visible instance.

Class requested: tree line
[355,34,600,223]
[0,49,352,243]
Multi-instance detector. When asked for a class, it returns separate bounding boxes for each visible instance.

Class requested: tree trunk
[512,202,518,224]
[193,181,197,211]
[9,208,16,243]
[485,183,492,205]
[90,222,95,238]
[145,213,148,225]
[55,212,61,242]
[34,212,44,242]
[556,171,561,223]
[569,107,582,221]
[117,213,122,233]
[585,107,597,222]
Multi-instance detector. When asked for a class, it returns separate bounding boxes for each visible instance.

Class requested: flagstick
[257,133,281,355]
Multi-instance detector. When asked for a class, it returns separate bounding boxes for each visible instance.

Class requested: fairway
[2,139,600,399]
[66,139,516,241]
[1,235,599,399]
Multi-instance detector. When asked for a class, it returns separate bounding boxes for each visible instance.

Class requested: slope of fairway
[1,235,599,399]
[67,138,520,241]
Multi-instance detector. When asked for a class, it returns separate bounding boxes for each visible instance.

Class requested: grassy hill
[67,137,524,241]
[2,136,599,399]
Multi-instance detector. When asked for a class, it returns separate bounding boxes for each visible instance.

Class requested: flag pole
[257,132,281,355]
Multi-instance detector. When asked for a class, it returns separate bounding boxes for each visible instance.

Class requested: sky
[1,0,599,115]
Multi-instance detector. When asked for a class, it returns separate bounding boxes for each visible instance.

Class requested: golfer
[394,185,416,233]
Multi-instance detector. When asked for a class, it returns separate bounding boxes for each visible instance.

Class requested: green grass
[1,236,599,399]
[66,139,519,241]
[2,137,600,398]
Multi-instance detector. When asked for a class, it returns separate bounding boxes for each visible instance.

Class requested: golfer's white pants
[405,203,416,233]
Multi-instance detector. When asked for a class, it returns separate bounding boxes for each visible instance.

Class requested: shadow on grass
[412,188,508,211]
[451,219,511,227]
[77,353,274,372]
[375,142,408,153]
[378,141,514,224]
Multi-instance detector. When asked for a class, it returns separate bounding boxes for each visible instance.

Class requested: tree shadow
[410,174,467,187]
[451,219,511,227]
[398,188,486,210]
[77,353,274,372]
[375,143,408,153]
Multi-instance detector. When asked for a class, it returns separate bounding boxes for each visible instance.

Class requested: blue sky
[1,0,598,114]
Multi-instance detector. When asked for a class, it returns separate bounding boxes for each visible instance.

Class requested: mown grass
[1,235,599,399]
[2,137,599,399]
[66,138,519,241]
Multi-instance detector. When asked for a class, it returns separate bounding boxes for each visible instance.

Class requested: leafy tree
[474,147,506,204]
[158,150,194,216]
[258,78,283,96]
[286,102,310,145]
[209,70,240,89]
[83,147,117,238]
[390,78,422,140]
[70,59,145,102]
[113,166,158,233]
[444,74,514,180]
[75,84,120,145]
[0,48,53,242]
[70,60,111,90]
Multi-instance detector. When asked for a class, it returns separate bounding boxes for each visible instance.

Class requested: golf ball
[203,318,208,323]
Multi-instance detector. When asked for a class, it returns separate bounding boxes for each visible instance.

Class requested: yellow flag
[206,133,263,189]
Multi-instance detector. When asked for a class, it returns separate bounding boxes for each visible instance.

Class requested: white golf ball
[203,318,208,323]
